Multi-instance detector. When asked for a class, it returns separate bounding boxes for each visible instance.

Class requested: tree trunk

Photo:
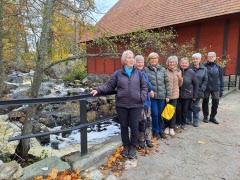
[15,0,56,160]
[0,0,5,97]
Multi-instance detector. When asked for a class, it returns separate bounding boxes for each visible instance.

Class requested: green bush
[64,69,87,82]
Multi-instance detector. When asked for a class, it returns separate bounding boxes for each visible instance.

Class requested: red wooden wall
[87,14,240,75]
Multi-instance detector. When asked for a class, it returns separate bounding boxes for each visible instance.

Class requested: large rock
[20,156,70,180]
[0,160,23,180]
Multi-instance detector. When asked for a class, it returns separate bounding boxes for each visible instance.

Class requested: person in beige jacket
[164,56,183,136]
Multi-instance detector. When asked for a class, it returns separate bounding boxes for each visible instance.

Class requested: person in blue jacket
[135,55,153,149]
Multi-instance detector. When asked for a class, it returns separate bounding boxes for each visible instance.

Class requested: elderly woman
[91,50,148,159]
[202,52,224,124]
[144,52,171,139]
[176,57,198,130]
[164,56,183,136]
[135,55,153,148]
[186,53,208,127]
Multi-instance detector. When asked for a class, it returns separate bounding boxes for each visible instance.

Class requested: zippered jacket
[189,63,208,98]
[144,63,171,99]
[179,68,199,99]
[96,67,148,108]
[204,62,224,92]
[142,71,152,108]
[166,68,183,99]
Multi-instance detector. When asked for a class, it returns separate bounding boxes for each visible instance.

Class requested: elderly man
[202,52,224,124]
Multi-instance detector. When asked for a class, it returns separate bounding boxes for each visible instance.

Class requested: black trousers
[116,106,142,147]
[176,98,192,126]
[202,91,220,118]
[164,99,178,128]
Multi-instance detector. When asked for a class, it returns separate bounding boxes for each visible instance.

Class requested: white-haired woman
[164,56,183,136]
[202,52,224,124]
[176,57,198,130]
[186,53,208,127]
[135,55,153,148]
[144,52,171,139]
[91,50,148,159]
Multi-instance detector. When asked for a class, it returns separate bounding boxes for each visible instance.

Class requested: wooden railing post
[80,100,88,156]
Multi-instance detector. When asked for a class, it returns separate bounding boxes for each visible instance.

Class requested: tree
[0,0,5,97]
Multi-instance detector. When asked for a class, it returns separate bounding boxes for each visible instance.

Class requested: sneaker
[203,116,209,123]
[169,128,175,136]
[209,118,219,124]
[193,122,198,127]
[146,140,153,148]
[159,132,167,139]
[138,141,145,148]
[181,125,187,130]
[121,146,129,158]
[128,146,136,159]
[164,127,170,135]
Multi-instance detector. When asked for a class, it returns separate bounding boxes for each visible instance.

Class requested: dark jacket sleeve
[192,71,199,99]
[96,72,117,93]
[200,68,208,92]
[140,72,148,103]
[143,72,153,92]
[218,66,224,92]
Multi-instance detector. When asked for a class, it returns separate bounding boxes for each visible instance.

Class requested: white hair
[166,56,178,65]
[135,55,144,62]
[121,50,134,65]
[192,53,202,59]
[208,52,216,57]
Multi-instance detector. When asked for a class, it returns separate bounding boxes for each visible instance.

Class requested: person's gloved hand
[220,91,223,98]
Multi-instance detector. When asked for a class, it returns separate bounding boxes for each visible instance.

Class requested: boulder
[0,160,23,180]
[20,156,70,180]
[6,76,23,84]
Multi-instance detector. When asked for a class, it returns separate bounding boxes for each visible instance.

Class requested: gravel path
[119,91,240,180]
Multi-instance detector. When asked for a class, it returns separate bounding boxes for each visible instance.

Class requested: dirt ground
[118,90,240,180]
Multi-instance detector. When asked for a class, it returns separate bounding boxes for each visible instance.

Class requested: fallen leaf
[198,140,206,144]
[101,169,108,174]
[48,168,58,179]
[114,172,122,177]
[76,167,80,175]
[85,169,91,174]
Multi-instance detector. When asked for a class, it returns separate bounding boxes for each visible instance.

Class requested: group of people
[90,50,224,159]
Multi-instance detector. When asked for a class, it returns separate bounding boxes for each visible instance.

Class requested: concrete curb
[63,135,121,171]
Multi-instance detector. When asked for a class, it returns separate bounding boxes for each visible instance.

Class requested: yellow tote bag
[161,103,176,120]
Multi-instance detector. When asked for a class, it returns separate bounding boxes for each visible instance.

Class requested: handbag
[189,101,201,113]
[161,103,176,120]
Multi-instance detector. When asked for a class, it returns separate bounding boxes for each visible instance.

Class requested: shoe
[203,116,208,123]
[121,146,129,158]
[186,120,192,125]
[159,132,167,139]
[128,146,136,159]
[164,127,170,135]
[146,140,153,148]
[169,128,175,136]
[153,133,159,139]
[181,125,187,130]
[193,122,198,127]
[209,118,219,124]
[138,141,145,148]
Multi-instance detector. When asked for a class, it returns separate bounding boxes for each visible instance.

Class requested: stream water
[2,71,121,157]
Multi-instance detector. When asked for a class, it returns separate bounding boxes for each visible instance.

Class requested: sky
[92,0,118,22]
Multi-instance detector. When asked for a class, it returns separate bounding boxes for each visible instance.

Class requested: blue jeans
[187,98,200,123]
[151,99,165,134]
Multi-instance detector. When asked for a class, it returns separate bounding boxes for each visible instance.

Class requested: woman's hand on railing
[90,90,98,96]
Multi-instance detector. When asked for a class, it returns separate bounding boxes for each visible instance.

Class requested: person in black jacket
[176,57,198,130]
[90,50,148,159]
[187,53,208,127]
[202,52,224,124]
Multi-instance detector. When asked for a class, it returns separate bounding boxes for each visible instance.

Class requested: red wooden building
[83,0,240,75]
